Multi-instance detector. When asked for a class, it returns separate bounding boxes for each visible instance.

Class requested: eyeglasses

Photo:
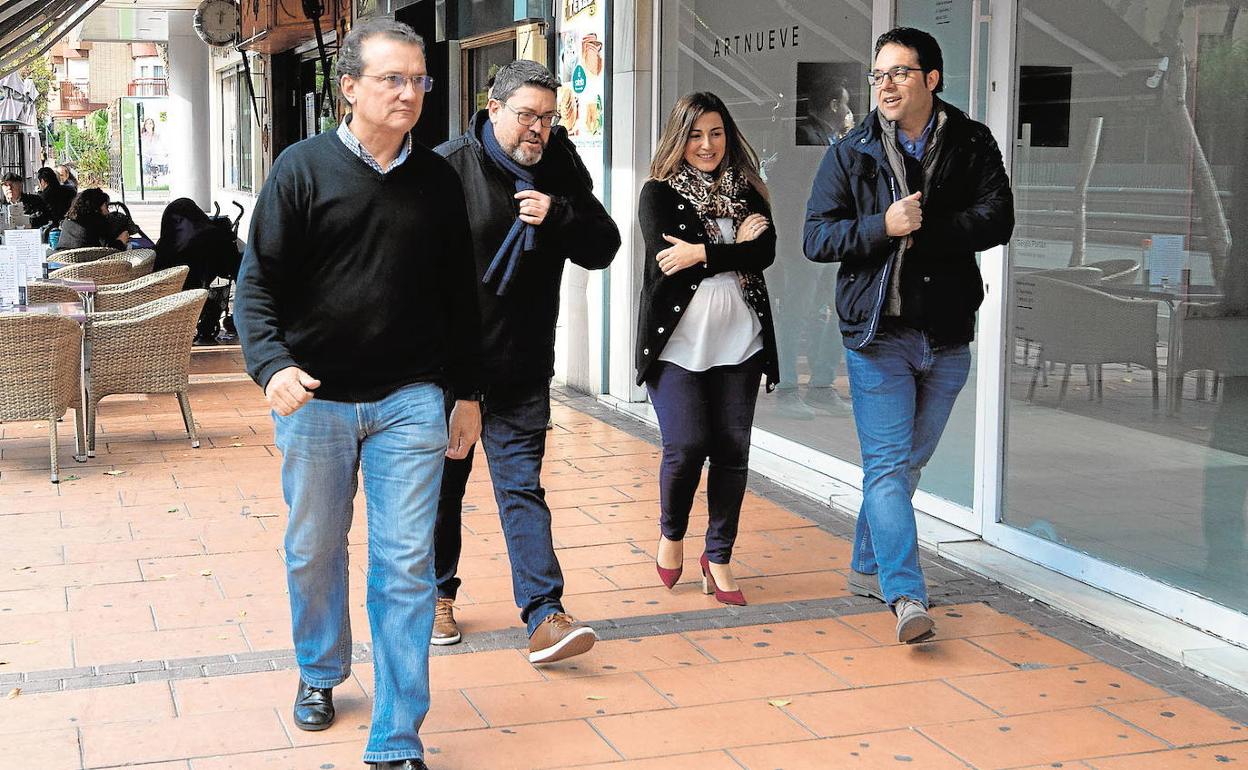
[502,102,561,128]
[866,66,924,87]
[359,73,435,93]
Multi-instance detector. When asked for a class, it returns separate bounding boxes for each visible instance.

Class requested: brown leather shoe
[527,612,597,664]
[431,597,461,646]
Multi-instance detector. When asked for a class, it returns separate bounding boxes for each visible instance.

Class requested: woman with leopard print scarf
[635,91,780,607]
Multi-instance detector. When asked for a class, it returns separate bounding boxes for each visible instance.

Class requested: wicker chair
[95,266,190,313]
[126,248,157,276]
[54,247,119,264]
[84,289,208,454]
[49,258,132,286]
[0,314,85,483]
[25,282,83,305]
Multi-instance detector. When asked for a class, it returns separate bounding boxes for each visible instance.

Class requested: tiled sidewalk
[1,349,1246,769]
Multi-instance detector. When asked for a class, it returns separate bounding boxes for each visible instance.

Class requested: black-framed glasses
[502,102,561,128]
[360,73,435,93]
[866,66,924,87]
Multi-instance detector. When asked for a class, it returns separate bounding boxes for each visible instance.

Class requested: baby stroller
[107,201,157,250]
[154,198,244,345]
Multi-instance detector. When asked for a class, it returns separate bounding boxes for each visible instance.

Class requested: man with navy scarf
[432,59,621,663]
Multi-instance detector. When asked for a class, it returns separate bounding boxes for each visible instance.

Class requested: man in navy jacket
[804,27,1013,643]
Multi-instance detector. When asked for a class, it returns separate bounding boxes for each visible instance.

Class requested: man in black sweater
[234,18,480,770]
[431,60,621,664]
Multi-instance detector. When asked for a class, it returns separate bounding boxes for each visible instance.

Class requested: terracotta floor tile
[188,742,365,770]
[783,681,997,737]
[729,729,969,769]
[239,620,298,651]
[0,680,175,736]
[428,649,544,691]
[644,654,848,707]
[949,662,1168,715]
[0,637,74,671]
[968,630,1096,668]
[555,750,741,770]
[553,543,652,570]
[544,486,633,509]
[422,719,619,769]
[67,577,224,612]
[438,599,524,635]
[0,605,156,642]
[580,500,669,523]
[2,727,82,770]
[552,520,657,548]
[425,689,490,734]
[919,706,1168,769]
[840,603,1033,645]
[457,569,616,604]
[63,537,206,564]
[731,571,850,605]
[464,671,672,726]
[1085,742,1248,769]
[683,618,876,662]
[590,699,812,758]
[151,592,291,630]
[534,635,712,679]
[4,560,142,590]
[613,482,660,502]
[174,670,365,716]
[810,638,1017,687]
[567,452,660,473]
[0,545,66,569]
[81,709,291,767]
[1103,696,1248,747]
[0,586,67,614]
[74,625,249,666]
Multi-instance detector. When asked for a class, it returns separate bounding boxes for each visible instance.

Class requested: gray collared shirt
[336,115,412,174]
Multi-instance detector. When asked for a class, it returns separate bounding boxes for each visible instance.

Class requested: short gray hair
[336,18,425,80]
[488,60,560,103]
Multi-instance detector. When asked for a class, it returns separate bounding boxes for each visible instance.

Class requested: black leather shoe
[293,679,335,731]
[370,761,429,769]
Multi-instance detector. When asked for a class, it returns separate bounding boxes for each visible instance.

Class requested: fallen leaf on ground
[230,436,241,440]
[252,513,279,519]
[585,695,607,701]
[199,570,213,576]
[167,508,179,513]
[768,699,792,708]
[103,470,126,477]
[63,475,80,481]
[229,443,244,448]
[12,566,30,571]
[6,688,19,699]
[157,574,177,580]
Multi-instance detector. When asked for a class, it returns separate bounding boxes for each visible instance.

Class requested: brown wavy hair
[649,91,767,199]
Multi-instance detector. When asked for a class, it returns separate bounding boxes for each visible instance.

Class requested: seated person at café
[2,173,52,228]
[56,164,79,193]
[55,188,129,252]
[36,167,74,226]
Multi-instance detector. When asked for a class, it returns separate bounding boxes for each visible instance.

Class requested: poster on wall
[556,0,608,200]
[119,97,171,201]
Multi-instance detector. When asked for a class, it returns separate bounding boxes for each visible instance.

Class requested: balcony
[54,80,106,118]
[128,78,168,97]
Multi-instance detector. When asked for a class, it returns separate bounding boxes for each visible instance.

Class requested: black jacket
[55,214,125,252]
[635,178,780,387]
[40,183,74,226]
[803,102,1014,349]
[435,111,620,388]
[14,193,51,228]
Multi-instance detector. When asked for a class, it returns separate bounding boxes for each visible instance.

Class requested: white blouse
[658,217,764,371]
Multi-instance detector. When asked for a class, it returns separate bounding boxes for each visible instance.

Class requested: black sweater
[435,112,620,387]
[235,131,482,403]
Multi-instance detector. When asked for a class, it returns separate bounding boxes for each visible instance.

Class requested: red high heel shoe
[656,538,682,589]
[699,553,747,606]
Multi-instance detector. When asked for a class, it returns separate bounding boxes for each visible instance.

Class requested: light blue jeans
[274,381,446,764]
[845,325,970,607]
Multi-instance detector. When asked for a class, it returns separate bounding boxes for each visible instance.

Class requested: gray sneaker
[805,386,853,416]
[894,597,935,643]
[847,569,885,602]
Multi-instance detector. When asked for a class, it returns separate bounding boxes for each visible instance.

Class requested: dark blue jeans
[844,323,971,607]
[434,380,564,636]
[646,353,764,564]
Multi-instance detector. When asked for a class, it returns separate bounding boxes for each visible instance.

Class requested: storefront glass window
[658,0,977,508]
[1005,0,1248,611]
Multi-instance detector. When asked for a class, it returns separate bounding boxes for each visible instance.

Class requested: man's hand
[265,366,321,417]
[117,230,131,245]
[736,213,770,243]
[515,190,552,226]
[885,191,923,237]
[656,235,707,275]
[446,400,481,460]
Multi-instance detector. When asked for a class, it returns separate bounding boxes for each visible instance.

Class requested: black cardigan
[635,178,780,387]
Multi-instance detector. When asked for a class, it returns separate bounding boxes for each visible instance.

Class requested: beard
[507,131,546,167]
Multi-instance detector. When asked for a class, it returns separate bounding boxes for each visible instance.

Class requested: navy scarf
[481,120,539,296]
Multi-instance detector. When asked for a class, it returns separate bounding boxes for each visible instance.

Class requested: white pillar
[167,10,212,207]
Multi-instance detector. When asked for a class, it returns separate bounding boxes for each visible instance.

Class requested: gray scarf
[878,103,948,316]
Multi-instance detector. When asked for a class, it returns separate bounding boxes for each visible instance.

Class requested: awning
[0,0,109,78]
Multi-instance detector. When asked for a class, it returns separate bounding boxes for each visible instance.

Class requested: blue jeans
[274,382,446,764]
[646,353,763,563]
[844,324,970,607]
[434,380,564,636]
